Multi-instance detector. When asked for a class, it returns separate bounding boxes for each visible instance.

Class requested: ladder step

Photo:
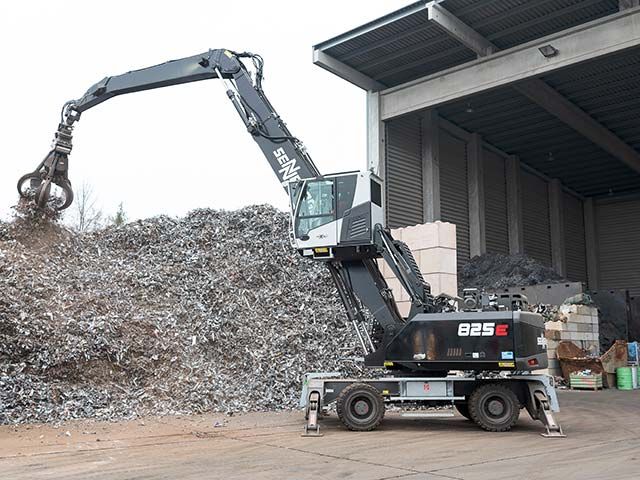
[400,412,455,418]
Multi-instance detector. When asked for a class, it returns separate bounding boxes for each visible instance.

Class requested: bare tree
[69,182,104,232]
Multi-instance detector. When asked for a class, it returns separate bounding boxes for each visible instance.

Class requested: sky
[0,0,404,223]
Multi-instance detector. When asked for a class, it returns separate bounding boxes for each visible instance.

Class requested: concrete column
[505,155,524,254]
[366,91,385,179]
[548,179,567,277]
[467,133,486,258]
[421,109,441,222]
[583,198,600,290]
[620,0,640,10]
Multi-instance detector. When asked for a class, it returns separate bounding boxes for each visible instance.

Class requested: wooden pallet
[570,373,603,391]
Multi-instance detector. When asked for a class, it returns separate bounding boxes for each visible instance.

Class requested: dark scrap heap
[460,253,565,290]
[0,205,360,425]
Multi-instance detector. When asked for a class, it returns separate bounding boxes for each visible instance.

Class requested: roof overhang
[314,0,640,198]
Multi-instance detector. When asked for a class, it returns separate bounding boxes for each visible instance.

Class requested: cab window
[296,180,335,236]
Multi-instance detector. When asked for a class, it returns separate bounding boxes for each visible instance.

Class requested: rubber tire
[468,383,520,432]
[455,403,472,421]
[336,383,385,432]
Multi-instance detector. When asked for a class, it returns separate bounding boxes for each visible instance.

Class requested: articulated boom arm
[18,49,320,209]
[17,48,445,369]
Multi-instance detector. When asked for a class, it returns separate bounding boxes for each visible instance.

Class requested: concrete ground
[1,389,639,480]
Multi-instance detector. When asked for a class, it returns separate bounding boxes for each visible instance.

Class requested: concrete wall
[379,221,457,317]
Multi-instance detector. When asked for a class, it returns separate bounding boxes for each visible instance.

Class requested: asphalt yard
[1,389,639,480]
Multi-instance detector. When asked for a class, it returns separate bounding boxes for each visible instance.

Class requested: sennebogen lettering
[273,148,301,182]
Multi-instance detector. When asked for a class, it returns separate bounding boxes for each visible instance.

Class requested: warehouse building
[314,0,640,296]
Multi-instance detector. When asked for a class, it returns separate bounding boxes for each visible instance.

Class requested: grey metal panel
[385,115,423,228]
[596,197,640,296]
[521,170,552,267]
[440,130,470,270]
[483,149,509,255]
[563,192,587,283]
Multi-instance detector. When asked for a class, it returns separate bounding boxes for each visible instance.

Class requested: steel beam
[515,79,640,174]
[380,9,640,120]
[583,198,599,290]
[427,3,496,57]
[421,109,441,223]
[367,91,385,177]
[548,179,566,277]
[467,133,486,257]
[506,155,524,254]
[620,0,640,10]
[312,50,384,91]
[383,7,640,175]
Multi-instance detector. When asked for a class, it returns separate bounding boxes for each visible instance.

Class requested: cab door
[293,179,337,248]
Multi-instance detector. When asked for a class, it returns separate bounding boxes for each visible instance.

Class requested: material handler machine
[18,49,564,437]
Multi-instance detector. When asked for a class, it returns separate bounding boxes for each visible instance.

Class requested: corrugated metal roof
[437,46,640,198]
[315,0,640,198]
[315,0,618,88]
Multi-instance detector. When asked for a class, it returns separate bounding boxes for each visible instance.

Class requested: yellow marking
[382,389,389,395]
[224,50,233,58]
[498,361,515,368]
[383,361,394,367]
[314,247,329,253]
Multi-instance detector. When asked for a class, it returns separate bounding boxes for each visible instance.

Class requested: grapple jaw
[17,115,76,211]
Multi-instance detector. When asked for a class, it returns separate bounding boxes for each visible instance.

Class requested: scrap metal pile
[0,205,361,425]
[460,253,565,290]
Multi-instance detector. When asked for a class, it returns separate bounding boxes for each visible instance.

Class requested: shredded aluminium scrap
[0,205,362,425]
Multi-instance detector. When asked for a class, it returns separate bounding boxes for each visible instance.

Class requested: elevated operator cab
[289,170,384,259]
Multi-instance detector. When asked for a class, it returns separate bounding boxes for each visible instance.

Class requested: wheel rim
[483,395,510,422]
[350,395,374,420]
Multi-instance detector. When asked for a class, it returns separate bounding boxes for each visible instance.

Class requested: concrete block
[548,358,560,369]
[559,304,578,315]
[575,323,596,333]
[571,314,595,324]
[547,339,560,350]
[576,305,597,316]
[397,223,439,251]
[438,273,458,297]
[377,259,388,278]
[419,247,457,275]
[547,348,557,359]
[389,227,403,241]
[545,320,565,331]
[563,332,598,342]
[546,330,561,341]
[396,301,411,318]
[548,368,563,377]
[567,323,578,332]
[437,222,457,249]
[423,274,441,297]
[386,277,408,302]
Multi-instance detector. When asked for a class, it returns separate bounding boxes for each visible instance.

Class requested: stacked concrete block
[378,222,457,318]
[545,304,599,376]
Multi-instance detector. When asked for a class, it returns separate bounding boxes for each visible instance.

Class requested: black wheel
[336,383,385,432]
[468,383,520,432]
[455,402,472,421]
